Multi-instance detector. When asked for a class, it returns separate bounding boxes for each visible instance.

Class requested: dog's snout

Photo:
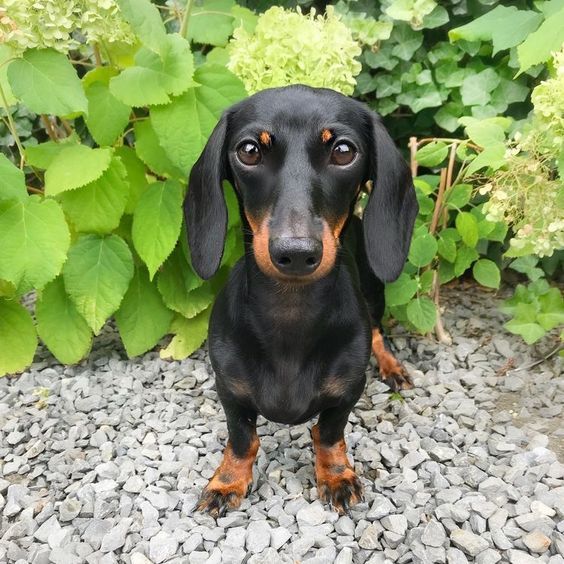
[269,237,322,276]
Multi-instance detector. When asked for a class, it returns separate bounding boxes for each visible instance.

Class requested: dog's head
[185,85,418,284]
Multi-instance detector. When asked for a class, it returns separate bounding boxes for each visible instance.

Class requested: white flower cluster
[1,0,134,54]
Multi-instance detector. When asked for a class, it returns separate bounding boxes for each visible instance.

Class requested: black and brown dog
[184,85,418,517]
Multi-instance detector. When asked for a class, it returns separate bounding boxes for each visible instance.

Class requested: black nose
[269,237,323,276]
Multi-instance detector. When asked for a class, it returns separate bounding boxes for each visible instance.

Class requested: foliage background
[0,0,562,376]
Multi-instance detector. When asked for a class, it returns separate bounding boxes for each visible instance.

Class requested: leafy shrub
[0,0,247,376]
[227,6,362,95]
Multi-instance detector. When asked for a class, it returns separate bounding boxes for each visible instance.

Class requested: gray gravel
[1,286,562,563]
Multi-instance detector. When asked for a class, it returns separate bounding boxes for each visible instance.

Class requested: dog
[184,85,418,516]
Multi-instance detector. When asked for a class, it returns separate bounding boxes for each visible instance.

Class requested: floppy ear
[362,113,418,282]
[184,114,229,280]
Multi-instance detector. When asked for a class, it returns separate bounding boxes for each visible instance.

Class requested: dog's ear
[184,113,229,280]
[362,112,418,282]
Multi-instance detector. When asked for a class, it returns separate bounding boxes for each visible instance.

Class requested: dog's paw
[197,482,252,518]
[380,363,413,392]
[318,470,364,515]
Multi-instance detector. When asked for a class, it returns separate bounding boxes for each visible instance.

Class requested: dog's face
[185,85,418,284]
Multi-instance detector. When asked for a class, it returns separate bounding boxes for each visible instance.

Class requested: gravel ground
[1,285,563,564]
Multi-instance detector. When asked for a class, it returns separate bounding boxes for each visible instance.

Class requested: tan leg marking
[372,328,413,391]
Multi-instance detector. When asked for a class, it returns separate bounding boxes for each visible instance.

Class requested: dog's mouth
[245,214,341,284]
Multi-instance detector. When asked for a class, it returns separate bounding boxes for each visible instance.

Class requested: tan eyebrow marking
[321,128,333,143]
[259,131,271,146]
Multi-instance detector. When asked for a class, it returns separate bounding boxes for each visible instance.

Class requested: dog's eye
[331,142,356,166]
[237,142,261,166]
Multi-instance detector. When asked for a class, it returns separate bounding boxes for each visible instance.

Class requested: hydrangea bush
[228,6,362,95]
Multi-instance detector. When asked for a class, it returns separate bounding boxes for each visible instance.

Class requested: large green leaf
[0,198,70,294]
[134,120,184,178]
[115,0,167,54]
[406,297,436,333]
[109,34,195,107]
[151,64,247,173]
[385,273,418,307]
[460,68,500,107]
[454,245,479,276]
[58,157,129,233]
[132,180,184,279]
[157,245,204,312]
[115,266,174,357]
[517,7,564,73]
[408,232,438,268]
[7,49,87,116]
[63,234,134,334]
[416,142,448,167]
[85,82,131,147]
[44,145,112,196]
[0,45,17,106]
[455,212,479,248]
[36,277,92,364]
[472,259,500,289]
[25,136,80,169]
[0,298,37,376]
[446,184,473,209]
[115,147,149,214]
[160,308,211,360]
[189,0,235,46]
[449,6,542,54]
[0,154,26,202]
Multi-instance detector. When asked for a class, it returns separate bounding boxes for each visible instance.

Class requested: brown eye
[331,142,356,166]
[237,142,261,166]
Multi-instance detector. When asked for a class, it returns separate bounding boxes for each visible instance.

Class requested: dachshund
[184,85,418,516]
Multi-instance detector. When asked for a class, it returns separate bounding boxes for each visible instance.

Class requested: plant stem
[409,136,418,178]
[432,271,452,345]
[430,168,447,235]
[27,185,44,195]
[180,0,194,39]
[0,82,26,168]
[41,115,59,141]
[93,44,102,66]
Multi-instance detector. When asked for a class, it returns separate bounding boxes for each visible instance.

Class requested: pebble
[450,528,489,557]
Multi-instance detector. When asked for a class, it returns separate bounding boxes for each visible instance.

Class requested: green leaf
[509,256,544,282]
[449,6,542,54]
[454,245,479,276]
[115,0,167,54]
[58,157,129,233]
[517,7,564,74]
[538,288,564,331]
[7,49,87,116]
[418,269,434,293]
[36,277,92,364]
[446,184,473,209]
[460,68,500,106]
[390,24,424,61]
[0,154,26,202]
[464,145,506,176]
[151,64,247,174]
[160,308,211,360]
[157,245,204,313]
[85,82,131,147]
[406,297,436,333]
[25,137,79,169]
[438,235,457,263]
[0,298,37,376]
[134,120,184,178]
[416,141,448,167]
[63,234,134,334]
[455,212,479,248]
[44,145,112,196]
[109,34,195,107]
[408,232,438,267]
[385,273,418,307]
[132,180,184,279]
[0,198,70,294]
[504,318,545,344]
[462,120,505,148]
[189,0,235,46]
[472,259,500,289]
[422,5,449,28]
[115,266,174,357]
[115,147,149,214]
[434,103,463,133]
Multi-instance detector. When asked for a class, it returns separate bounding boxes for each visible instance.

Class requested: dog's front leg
[197,404,259,518]
[312,406,364,515]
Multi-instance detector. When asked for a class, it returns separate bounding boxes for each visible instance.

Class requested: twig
[180,0,194,39]
[432,270,452,345]
[445,141,458,190]
[93,44,102,66]
[27,185,44,195]
[507,344,563,374]
[60,118,73,137]
[430,168,447,235]
[41,115,59,141]
[409,136,418,178]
